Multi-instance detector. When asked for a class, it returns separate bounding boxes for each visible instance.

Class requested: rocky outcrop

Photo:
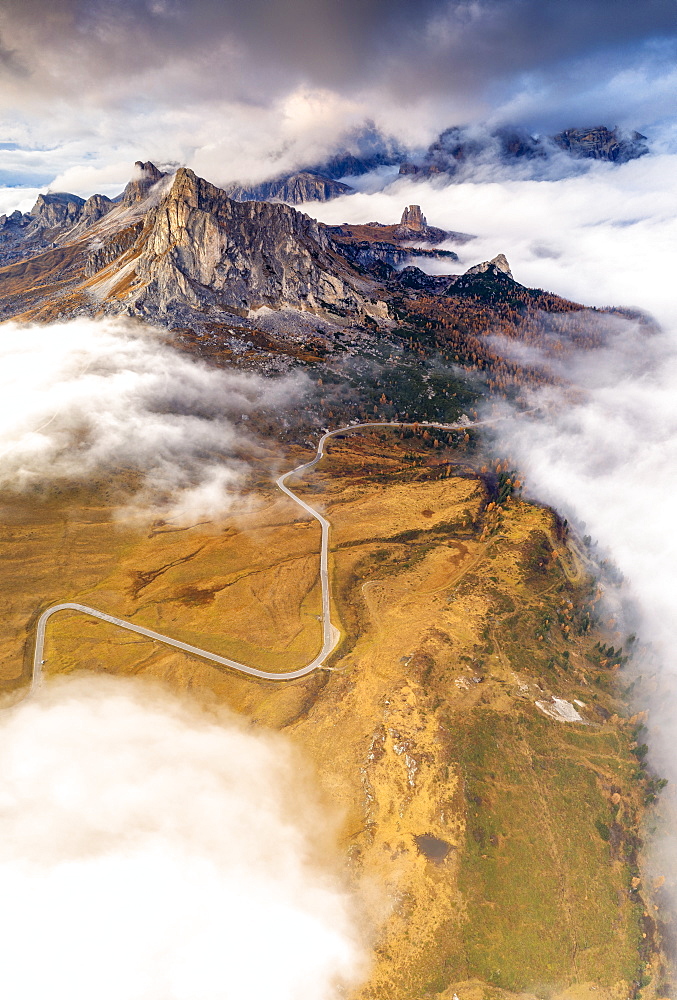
[446,253,522,300]
[88,167,388,323]
[118,161,168,207]
[0,210,34,265]
[82,193,113,224]
[30,192,86,228]
[0,209,29,229]
[0,193,88,265]
[394,205,449,243]
[225,171,353,205]
[399,205,426,231]
[552,126,648,162]
[465,253,513,279]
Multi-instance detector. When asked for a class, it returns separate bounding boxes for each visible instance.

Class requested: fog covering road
[32,420,470,688]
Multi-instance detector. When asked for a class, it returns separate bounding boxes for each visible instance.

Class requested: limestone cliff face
[93,167,387,322]
[400,205,426,230]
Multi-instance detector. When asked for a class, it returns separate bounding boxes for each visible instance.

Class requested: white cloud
[0,674,367,1000]
[0,317,308,518]
[0,184,40,215]
[312,150,677,327]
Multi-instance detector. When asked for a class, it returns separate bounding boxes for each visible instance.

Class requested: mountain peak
[466,253,513,279]
[30,192,86,227]
[166,165,200,206]
[394,205,451,244]
[134,160,163,176]
[80,162,389,324]
[119,160,168,207]
[552,125,648,162]
[400,205,427,231]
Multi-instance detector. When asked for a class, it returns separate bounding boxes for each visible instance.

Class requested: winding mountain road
[31,420,471,689]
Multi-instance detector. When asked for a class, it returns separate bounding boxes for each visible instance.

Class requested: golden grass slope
[0,429,662,999]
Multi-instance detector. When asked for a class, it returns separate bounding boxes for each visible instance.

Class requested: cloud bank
[1,0,674,112]
[0,674,366,1000]
[0,317,307,517]
[1,0,676,201]
[313,150,677,326]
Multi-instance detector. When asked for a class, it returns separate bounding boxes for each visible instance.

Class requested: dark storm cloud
[0,0,675,107]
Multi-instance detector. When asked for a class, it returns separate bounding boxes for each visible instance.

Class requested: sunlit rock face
[116,167,387,321]
[399,205,427,231]
[0,162,389,326]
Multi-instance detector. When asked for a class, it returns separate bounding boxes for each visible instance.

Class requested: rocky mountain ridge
[0,160,170,266]
[0,160,534,342]
[97,166,389,323]
[0,163,401,326]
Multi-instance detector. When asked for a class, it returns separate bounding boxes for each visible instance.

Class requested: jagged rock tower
[400,205,427,231]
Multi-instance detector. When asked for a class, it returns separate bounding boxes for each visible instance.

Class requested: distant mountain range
[218,123,648,205]
[397,124,647,179]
